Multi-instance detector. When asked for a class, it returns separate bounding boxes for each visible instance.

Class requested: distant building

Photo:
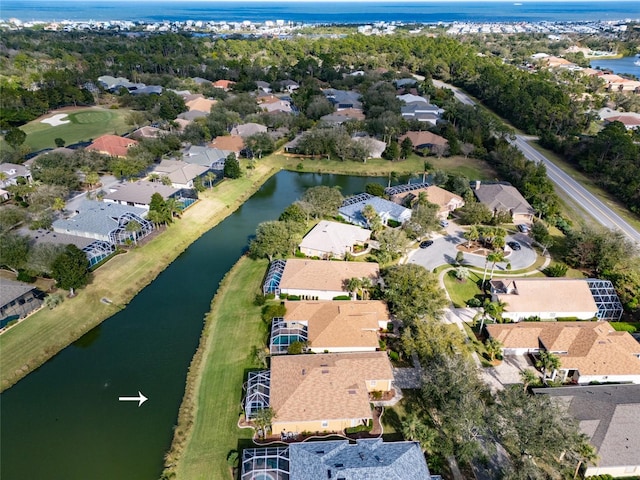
[85,135,138,158]
[399,131,448,152]
[183,145,232,170]
[323,88,362,110]
[209,135,244,155]
[0,162,32,189]
[230,123,268,138]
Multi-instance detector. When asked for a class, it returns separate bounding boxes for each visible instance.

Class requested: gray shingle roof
[473,182,534,216]
[0,278,36,308]
[53,199,147,237]
[289,439,431,480]
[536,385,640,469]
[183,146,231,168]
[104,182,179,206]
[339,193,411,227]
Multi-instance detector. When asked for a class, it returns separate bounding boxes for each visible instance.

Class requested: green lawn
[443,269,484,308]
[1,107,133,152]
[0,162,278,392]
[267,152,497,180]
[167,256,268,480]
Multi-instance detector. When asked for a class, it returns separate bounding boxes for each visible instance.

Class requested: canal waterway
[0,171,386,480]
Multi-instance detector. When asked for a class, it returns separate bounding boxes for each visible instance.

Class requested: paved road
[432,79,640,245]
[513,135,640,244]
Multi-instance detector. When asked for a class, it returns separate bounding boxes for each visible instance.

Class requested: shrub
[389,351,399,362]
[261,303,286,322]
[610,322,639,333]
[387,219,401,228]
[295,251,306,258]
[16,270,35,283]
[467,297,483,308]
[332,295,351,300]
[253,293,267,306]
[544,263,568,277]
[287,295,300,301]
[296,162,304,170]
[287,341,306,354]
[226,450,239,468]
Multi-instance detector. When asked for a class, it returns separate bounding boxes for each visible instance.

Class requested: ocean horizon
[2,1,640,24]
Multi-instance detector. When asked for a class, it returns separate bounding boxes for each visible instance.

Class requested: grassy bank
[164,256,268,480]
[0,162,277,392]
[269,152,497,180]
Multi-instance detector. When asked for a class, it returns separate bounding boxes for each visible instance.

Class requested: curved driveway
[406,224,537,272]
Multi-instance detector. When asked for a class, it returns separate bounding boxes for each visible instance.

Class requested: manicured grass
[1,107,134,152]
[167,256,268,480]
[443,269,484,308]
[0,162,278,392]
[266,152,497,180]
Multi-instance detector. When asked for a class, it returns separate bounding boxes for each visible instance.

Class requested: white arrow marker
[118,391,148,407]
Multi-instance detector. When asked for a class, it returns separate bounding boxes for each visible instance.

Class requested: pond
[0,171,386,480]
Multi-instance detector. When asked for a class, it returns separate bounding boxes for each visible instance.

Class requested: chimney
[475,180,481,190]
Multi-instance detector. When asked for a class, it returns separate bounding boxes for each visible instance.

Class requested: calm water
[2,1,639,24]
[0,172,386,480]
[590,56,640,79]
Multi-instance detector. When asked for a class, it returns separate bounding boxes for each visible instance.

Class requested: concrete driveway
[406,223,538,271]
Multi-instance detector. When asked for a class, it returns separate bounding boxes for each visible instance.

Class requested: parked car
[517,224,529,233]
[439,219,449,227]
[507,241,521,251]
[419,240,434,249]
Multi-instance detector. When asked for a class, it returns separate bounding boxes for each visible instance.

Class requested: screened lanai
[108,212,154,245]
[270,318,308,355]
[587,279,624,321]
[245,370,270,419]
[263,260,286,295]
[241,447,290,480]
[82,240,116,267]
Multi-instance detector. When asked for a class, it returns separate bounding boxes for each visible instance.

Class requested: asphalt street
[432,79,640,246]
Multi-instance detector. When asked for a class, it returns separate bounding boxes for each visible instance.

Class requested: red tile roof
[86,135,138,157]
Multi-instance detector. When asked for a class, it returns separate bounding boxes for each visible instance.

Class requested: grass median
[164,256,268,480]
[0,162,277,392]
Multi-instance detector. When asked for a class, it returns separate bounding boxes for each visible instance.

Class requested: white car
[440,219,449,227]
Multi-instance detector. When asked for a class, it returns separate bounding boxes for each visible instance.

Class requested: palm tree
[535,351,561,382]
[345,277,362,300]
[488,251,505,283]
[206,171,216,189]
[85,171,100,191]
[464,225,479,248]
[165,197,183,220]
[359,276,373,300]
[485,337,503,362]
[253,408,275,438]
[519,369,538,392]
[125,220,142,245]
[454,266,470,282]
[401,412,437,453]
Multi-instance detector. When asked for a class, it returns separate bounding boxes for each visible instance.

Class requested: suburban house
[53,199,153,245]
[280,79,299,93]
[339,193,412,228]
[323,89,363,110]
[399,131,448,153]
[387,183,464,218]
[269,300,390,354]
[177,110,209,122]
[97,75,140,92]
[472,181,535,224]
[0,162,32,189]
[486,321,640,384]
[130,126,164,140]
[259,95,293,114]
[20,226,115,268]
[536,385,640,478]
[489,278,599,321]
[209,135,244,155]
[604,115,640,130]
[298,220,371,259]
[212,79,235,91]
[0,279,44,328]
[263,258,380,300]
[255,80,272,93]
[183,145,232,171]
[244,352,395,433]
[103,181,194,210]
[231,122,268,137]
[398,95,444,125]
[352,135,387,158]
[184,94,217,113]
[319,113,357,126]
[85,135,139,158]
[149,160,209,189]
[241,438,435,480]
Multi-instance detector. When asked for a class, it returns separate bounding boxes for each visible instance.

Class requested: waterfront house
[298,220,371,259]
[103,181,192,210]
[149,160,208,189]
[387,183,464,219]
[0,279,44,328]
[245,352,394,433]
[183,145,232,171]
[241,438,435,480]
[399,131,448,153]
[270,300,389,354]
[486,321,640,384]
[352,136,387,159]
[339,193,412,228]
[263,258,380,300]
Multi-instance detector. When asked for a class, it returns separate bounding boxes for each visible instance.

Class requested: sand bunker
[41,114,71,127]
